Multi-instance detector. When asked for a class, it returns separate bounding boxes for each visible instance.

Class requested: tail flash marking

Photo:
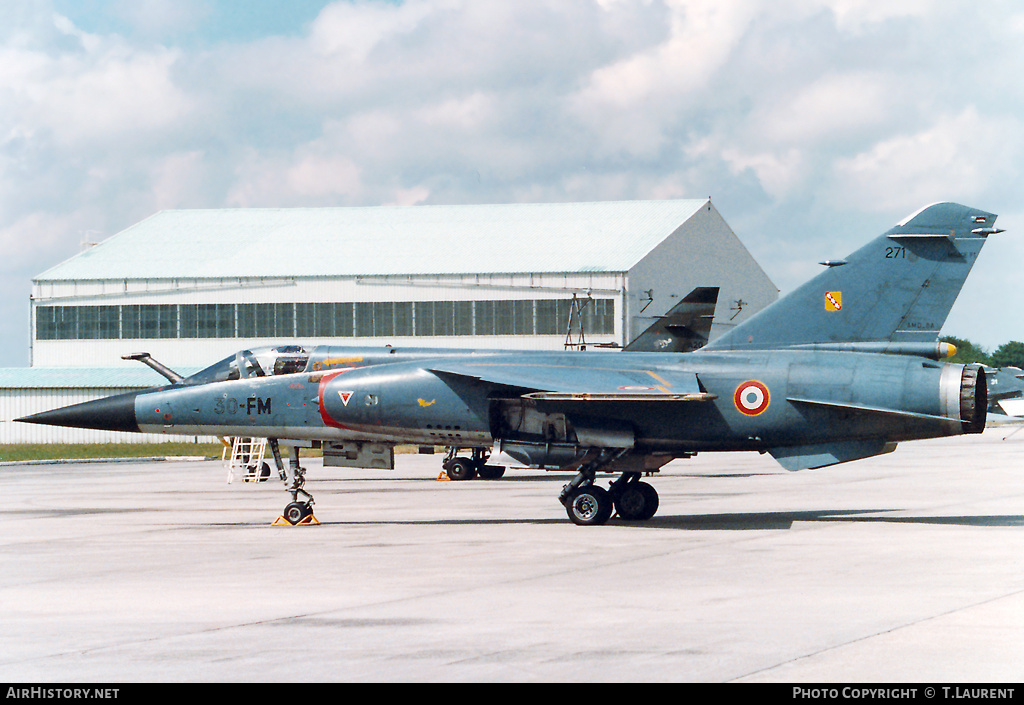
[825,291,842,312]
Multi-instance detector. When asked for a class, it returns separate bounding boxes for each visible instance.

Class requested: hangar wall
[625,202,779,344]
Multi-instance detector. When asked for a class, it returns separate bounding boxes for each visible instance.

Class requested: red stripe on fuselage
[318,368,356,430]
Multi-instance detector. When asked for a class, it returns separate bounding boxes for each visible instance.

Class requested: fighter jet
[20,202,1003,525]
[984,366,1024,419]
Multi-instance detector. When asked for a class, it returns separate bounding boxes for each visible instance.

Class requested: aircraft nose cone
[17,391,141,433]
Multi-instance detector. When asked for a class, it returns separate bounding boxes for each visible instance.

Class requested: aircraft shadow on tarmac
[639,509,1024,531]
[240,509,1024,530]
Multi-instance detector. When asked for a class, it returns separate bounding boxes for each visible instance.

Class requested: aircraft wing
[429,361,717,402]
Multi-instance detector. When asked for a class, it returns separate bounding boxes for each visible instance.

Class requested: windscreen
[181,346,311,385]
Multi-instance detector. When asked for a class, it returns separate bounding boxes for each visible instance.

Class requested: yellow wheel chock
[272,514,320,526]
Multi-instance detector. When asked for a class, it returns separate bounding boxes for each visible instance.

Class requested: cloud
[823,0,937,33]
[107,0,210,38]
[0,19,193,150]
[831,107,1024,212]
[308,0,440,63]
[1,0,1023,365]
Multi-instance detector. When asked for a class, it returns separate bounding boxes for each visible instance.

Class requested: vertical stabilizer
[624,287,719,352]
[703,203,1000,351]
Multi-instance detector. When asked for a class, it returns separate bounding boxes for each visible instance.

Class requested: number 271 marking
[885,246,905,259]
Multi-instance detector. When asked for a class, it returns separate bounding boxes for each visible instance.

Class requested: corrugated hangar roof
[36,199,709,281]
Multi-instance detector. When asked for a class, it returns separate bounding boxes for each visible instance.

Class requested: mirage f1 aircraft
[20,202,1003,525]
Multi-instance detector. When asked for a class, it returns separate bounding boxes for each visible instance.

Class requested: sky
[2,0,1023,367]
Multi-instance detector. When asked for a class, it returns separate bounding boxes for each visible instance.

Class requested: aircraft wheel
[446,457,477,481]
[476,464,506,480]
[636,482,659,520]
[614,485,646,520]
[566,486,613,526]
[615,482,659,521]
[283,501,312,525]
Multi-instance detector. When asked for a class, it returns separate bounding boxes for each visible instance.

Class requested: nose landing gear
[269,439,319,526]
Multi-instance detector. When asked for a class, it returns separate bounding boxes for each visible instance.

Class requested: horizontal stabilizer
[769,439,897,471]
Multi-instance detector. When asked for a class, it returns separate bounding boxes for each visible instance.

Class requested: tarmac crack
[728,585,1024,682]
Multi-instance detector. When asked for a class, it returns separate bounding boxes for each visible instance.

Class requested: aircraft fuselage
[123,349,981,459]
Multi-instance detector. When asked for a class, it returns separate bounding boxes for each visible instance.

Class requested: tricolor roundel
[733,380,771,416]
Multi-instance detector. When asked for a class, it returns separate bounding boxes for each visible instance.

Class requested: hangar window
[35,298,615,341]
[394,302,413,336]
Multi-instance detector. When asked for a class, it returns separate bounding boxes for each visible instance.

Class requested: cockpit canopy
[181,345,311,386]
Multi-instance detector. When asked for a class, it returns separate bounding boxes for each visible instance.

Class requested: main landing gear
[558,457,660,526]
[441,447,506,481]
[269,439,319,526]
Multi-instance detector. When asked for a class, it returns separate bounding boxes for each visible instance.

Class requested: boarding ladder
[223,437,271,484]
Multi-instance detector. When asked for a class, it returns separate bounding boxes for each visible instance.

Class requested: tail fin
[703,203,1001,352]
[624,287,719,352]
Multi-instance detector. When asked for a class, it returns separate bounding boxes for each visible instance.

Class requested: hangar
[29,198,776,368]
[12,198,777,443]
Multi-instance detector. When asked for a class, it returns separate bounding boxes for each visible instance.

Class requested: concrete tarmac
[1,428,1023,683]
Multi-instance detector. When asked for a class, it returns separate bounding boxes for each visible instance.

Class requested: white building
[30,199,776,369]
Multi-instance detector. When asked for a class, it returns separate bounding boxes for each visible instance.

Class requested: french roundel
[733,380,770,416]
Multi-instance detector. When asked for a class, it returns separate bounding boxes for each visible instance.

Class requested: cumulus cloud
[831,107,1024,212]
[1,0,1023,365]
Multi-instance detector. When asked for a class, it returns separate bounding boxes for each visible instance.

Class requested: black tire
[565,486,613,526]
[446,457,477,481]
[614,485,648,521]
[476,464,506,480]
[259,462,272,482]
[636,481,659,520]
[614,481,659,520]
[283,501,311,525]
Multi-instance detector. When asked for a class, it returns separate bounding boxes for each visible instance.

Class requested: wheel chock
[436,471,450,481]
[272,514,321,526]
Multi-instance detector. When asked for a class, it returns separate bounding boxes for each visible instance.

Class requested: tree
[990,341,1024,369]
